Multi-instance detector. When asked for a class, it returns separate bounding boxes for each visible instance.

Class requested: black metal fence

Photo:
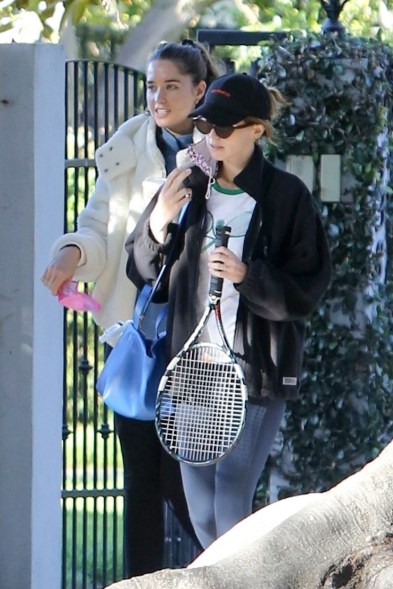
[62,60,198,589]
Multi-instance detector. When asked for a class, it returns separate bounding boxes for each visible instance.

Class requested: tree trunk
[115,0,217,70]
[105,439,393,588]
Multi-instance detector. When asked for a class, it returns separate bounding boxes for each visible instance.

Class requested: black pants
[114,413,200,577]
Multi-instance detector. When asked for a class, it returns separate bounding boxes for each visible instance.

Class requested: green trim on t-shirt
[213,181,244,195]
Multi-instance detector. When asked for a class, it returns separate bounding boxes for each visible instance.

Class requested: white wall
[0,43,65,589]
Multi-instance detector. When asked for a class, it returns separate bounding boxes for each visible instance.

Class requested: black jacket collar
[233,145,274,203]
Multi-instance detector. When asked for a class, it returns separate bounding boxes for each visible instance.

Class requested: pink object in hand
[57,281,102,313]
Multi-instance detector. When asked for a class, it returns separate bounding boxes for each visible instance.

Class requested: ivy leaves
[255,32,393,498]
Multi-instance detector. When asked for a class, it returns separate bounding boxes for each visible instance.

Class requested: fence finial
[321,0,350,35]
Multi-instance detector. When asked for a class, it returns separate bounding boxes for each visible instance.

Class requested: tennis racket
[155,224,248,466]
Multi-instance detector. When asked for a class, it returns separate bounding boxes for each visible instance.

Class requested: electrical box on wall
[286,155,314,193]
[320,154,341,202]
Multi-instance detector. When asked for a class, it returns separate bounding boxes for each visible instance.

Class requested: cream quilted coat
[51,113,168,329]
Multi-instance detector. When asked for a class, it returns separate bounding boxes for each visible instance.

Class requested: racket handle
[209,224,232,298]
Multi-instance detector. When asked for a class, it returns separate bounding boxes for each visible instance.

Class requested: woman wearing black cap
[125,73,331,549]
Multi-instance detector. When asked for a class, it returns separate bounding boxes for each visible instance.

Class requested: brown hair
[244,86,289,140]
[147,40,219,91]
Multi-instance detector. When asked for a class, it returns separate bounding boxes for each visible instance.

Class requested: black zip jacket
[125,146,331,403]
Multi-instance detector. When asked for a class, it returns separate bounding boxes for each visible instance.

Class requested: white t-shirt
[198,182,256,347]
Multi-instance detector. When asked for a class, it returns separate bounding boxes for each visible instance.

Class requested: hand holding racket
[155,224,248,466]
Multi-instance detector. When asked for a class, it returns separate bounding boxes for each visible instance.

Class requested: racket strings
[157,344,245,464]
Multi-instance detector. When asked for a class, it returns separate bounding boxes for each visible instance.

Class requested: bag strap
[136,202,189,330]
[133,285,167,334]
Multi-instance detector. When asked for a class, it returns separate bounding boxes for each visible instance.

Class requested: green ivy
[256,32,393,498]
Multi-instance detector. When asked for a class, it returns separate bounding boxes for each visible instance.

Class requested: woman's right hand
[41,246,81,295]
[149,167,192,244]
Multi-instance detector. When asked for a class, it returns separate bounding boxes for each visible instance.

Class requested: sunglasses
[194,118,253,139]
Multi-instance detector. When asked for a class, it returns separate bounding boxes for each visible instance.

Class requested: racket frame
[155,294,248,466]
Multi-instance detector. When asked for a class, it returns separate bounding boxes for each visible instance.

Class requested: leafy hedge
[256,32,393,499]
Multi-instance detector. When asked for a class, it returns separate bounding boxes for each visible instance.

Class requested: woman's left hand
[208,247,247,284]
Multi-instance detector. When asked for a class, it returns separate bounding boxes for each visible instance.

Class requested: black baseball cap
[190,73,271,126]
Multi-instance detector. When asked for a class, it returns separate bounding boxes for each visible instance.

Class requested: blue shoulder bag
[96,204,188,420]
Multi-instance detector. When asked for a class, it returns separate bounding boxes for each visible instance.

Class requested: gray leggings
[180,399,286,549]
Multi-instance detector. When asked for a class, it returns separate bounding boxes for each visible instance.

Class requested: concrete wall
[0,43,65,589]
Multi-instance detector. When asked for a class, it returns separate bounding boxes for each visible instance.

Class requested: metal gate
[62,60,198,589]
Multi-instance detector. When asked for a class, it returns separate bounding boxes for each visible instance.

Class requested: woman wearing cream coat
[42,40,218,577]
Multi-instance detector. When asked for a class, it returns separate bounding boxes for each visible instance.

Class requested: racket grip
[209,224,232,298]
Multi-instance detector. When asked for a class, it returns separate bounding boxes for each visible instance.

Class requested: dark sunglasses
[194,118,253,139]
